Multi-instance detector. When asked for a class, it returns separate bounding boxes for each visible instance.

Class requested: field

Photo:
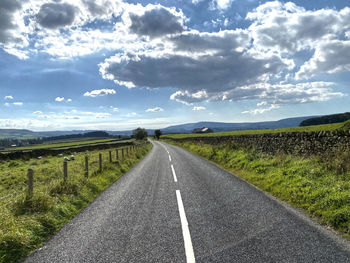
[2,137,122,152]
[162,121,348,139]
[162,121,350,239]
[0,142,151,263]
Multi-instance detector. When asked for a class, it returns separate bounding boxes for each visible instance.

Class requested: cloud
[126,112,137,117]
[99,30,291,93]
[36,3,76,29]
[128,6,185,38]
[4,95,13,100]
[84,89,116,97]
[110,106,119,112]
[242,104,280,115]
[33,111,43,115]
[0,0,24,45]
[247,2,350,54]
[82,0,121,17]
[171,81,343,105]
[192,106,206,111]
[145,107,164,112]
[13,102,23,106]
[297,40,350,79]
[213,0,234,10]
[67,98,72,102]
[95,112,111,118]
[55,97,65,102]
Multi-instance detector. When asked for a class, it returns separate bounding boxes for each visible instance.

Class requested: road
[25,140,350,262]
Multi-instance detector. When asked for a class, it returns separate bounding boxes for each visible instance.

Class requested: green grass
[4,138,127,151]
[162,120,350,139]
[0,143,151,263]
[164,139,350,239]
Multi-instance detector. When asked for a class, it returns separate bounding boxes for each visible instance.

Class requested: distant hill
[0,115,319,139]
[161,116,318,134]
[300,112,350,127]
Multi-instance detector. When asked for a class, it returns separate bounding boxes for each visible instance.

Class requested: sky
[0,0,349,131]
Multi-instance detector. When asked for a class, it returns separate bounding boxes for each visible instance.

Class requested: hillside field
[162,121,349,139]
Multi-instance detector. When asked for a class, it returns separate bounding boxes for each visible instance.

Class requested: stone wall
[0,141,134,160]
[164,129,350,156]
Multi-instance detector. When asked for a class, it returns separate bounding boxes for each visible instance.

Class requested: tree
[154,129,162,139]
[133,127,148,140]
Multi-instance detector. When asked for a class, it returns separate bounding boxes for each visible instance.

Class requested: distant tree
[154,129,162,139]
[300,112,350,127]
[133,127,148,140]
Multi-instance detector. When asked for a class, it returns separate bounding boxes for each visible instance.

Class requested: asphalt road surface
[25,140,350,262]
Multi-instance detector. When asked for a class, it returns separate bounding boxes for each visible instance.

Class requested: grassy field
[164,139,350,239]
[0,142,151,263]
[162,121,349,139]
[3,138,123,151]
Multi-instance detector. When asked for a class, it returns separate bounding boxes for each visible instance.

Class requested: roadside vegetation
[163,122,350,239]
[0,142,151,263]
[162,120,349,139]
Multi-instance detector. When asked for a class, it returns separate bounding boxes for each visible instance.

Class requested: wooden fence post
[122,148,124,158]
[85,155,89,178]
[27,169,34,199]
[63,161,68,182]
[116,149,119,160]
[126,147,129,156]
[99,153,102,171]
[109,150,112,163]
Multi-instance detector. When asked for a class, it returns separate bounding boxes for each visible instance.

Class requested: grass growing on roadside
[0,143,152,263]
[162,120,350,139]
[165,140,350,239]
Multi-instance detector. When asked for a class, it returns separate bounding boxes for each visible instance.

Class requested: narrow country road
[25,140,350,262]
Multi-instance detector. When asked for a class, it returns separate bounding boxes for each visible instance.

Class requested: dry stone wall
[165,129,350,156]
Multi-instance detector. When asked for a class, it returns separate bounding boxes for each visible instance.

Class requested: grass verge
[0,143,152,263]
[164,139,350,239]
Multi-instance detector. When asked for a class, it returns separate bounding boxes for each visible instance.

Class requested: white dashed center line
[176,190,196,263]
[171,164,178,183]
[169,155,172,161]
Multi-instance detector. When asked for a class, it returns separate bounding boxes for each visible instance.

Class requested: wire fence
[0,144,147,206]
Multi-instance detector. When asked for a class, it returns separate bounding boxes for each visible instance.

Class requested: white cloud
[145,107,164,112]
[13,102,23,106]
[110,106,119,112]
[4,95,14,100]
[95,112,111,118]
[214,0,234,10]
[67,98,72,102]
[55,97,65,102]
[33,111,43,115]
[126,112,137,117]
[242,104,280,115]
[84,89,116,97]
[297,40,350,79]
[192,106,206,111]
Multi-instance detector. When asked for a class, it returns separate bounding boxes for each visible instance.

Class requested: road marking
[171,164,177,182]
[169,155,172,161]
[176,190,196,263]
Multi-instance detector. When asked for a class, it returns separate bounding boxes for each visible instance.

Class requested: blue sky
[0,0,349,131]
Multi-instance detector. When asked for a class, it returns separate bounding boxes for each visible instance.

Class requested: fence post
[122,148,124,158]
[116,149,119,160]
[27,169,34,199]
[85,155,89,178]
[63,161,68,182]
[126,147,129,156]
[109,150,112,163]
[99,153,102,171]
